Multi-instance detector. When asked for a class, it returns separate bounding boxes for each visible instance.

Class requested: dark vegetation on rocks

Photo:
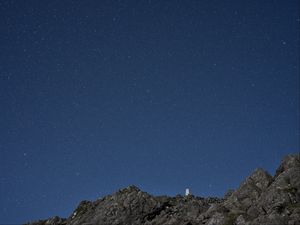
[25,153,300,225]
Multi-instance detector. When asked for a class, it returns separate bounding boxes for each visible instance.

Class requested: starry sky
[0,0,299,223]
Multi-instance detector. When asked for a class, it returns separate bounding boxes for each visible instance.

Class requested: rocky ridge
[25,153,300,225]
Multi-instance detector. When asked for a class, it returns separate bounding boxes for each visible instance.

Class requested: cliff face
[25,153,300,225]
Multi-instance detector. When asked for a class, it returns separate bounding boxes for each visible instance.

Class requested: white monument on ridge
[185,188,191,196]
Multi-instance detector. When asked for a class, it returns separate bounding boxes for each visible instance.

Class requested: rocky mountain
[25,153,300,225]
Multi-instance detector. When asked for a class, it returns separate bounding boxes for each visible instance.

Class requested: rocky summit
[25,153,300,225]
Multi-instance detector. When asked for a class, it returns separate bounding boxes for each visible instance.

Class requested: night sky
[0,0,299,223]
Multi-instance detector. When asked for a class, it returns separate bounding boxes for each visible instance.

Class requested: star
[75,172,81,176]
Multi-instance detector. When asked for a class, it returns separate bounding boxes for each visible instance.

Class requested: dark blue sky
[0,0,299,223]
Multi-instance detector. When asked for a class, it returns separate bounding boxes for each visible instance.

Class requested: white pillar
[185,188,190,196]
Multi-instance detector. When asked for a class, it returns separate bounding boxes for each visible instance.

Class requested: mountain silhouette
[25,153,300,225]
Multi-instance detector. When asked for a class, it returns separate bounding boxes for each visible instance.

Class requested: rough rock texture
[25,153,300,225]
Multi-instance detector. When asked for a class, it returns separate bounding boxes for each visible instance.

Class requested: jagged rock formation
[25,153,300,225]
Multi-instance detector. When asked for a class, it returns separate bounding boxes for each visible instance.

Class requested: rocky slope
[25,153,300,225]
